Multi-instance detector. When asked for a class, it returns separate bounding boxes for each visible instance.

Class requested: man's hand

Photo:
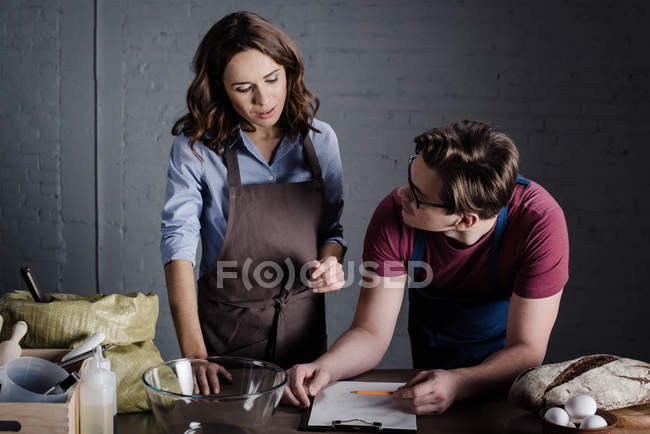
[282,363,332,407]
[307,256,344,293]
[392,369,462,415]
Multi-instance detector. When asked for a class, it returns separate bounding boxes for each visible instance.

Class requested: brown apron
[197,135,327,368]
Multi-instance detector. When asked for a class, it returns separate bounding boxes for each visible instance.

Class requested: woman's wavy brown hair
[172,11,320,156]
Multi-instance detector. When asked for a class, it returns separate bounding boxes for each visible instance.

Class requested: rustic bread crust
[508,354,650,411]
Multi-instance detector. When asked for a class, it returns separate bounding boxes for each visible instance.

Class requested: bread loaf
[508,354,650,411]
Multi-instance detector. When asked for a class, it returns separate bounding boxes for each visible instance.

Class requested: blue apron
[407,175,530,369]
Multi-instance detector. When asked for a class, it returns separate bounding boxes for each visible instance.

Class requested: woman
[160,11,346,387]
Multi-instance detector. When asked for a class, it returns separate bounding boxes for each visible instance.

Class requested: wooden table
[117,369,637,433]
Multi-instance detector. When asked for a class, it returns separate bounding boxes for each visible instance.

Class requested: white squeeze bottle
[80,345,116,434]
[95,344,117,416]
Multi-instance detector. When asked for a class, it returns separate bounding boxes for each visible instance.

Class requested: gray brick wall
[1,1,67,291]
[1,1,649,367]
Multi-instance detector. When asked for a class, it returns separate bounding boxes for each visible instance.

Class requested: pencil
[350,390,394,395]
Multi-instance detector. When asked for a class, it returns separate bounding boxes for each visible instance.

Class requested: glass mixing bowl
[142,356,287,434]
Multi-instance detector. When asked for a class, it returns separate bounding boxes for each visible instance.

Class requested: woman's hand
[282,362,332,407]
[307,256,344,293]
[392,369,462,415]
[191,359,233,395]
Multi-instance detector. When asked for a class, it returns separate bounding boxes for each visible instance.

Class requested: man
[282,120,569,414]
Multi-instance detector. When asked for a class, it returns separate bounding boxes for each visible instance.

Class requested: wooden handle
[10,321,28,344]
[20,266,49,302]
[0,314,3,334]
[60,331,105,362]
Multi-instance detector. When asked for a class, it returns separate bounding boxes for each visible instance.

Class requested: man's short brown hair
[414,120,519,219]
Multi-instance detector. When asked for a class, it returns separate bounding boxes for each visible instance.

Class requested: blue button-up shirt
[160,119,346,278]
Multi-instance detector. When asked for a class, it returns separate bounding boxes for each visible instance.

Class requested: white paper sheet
[307,381,417,431]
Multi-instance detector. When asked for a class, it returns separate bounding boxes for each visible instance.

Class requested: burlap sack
[0,290,164,413]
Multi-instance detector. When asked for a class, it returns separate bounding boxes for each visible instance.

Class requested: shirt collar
[234,126,300,166]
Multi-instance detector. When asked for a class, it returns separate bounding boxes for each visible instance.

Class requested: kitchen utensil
[60,331,105,362]
[43,371,79,395]
[0,356,71,403]
[58,343,114,368]
[142,356,287,434]
[19,266,50,303]
[0,349,80,434]
[0,321,28,366]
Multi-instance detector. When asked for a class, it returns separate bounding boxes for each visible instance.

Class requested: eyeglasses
[407,155,451,210]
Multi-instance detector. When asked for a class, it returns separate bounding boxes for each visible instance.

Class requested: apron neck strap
[409,171,532,291]
[410,230,427,263]
[516,174,530,186]
[488,206,509,292]
[488,174,530,290]
[409,207,509,293]
[224,134,323,187]
[224,139,243,188]
[301,134,322,180]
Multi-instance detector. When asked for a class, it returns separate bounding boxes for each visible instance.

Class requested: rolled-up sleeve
[160,136,204,267]
[314,122,347,254]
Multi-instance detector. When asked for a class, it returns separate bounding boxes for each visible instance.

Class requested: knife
[20,266,50,303]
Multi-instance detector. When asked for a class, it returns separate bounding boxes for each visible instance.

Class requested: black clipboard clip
[298,396,414,433]
[331,419,383,432]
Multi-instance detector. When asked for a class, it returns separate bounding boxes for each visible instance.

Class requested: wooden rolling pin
[0,320,28,366]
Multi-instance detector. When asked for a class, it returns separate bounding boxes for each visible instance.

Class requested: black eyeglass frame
[407,155,451,210]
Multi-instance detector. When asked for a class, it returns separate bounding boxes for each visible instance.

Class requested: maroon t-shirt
[362,181,569,299]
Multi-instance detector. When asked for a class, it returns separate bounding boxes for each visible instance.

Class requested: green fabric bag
[0,290,164,413]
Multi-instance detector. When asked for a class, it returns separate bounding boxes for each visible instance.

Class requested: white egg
[565,394,597,422]
[544,407,570,426]
[580,414,608,429]
[566,421,576,428]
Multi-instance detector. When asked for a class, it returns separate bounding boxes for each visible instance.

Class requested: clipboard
[299,405,416,432]
[297,381,417,433]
